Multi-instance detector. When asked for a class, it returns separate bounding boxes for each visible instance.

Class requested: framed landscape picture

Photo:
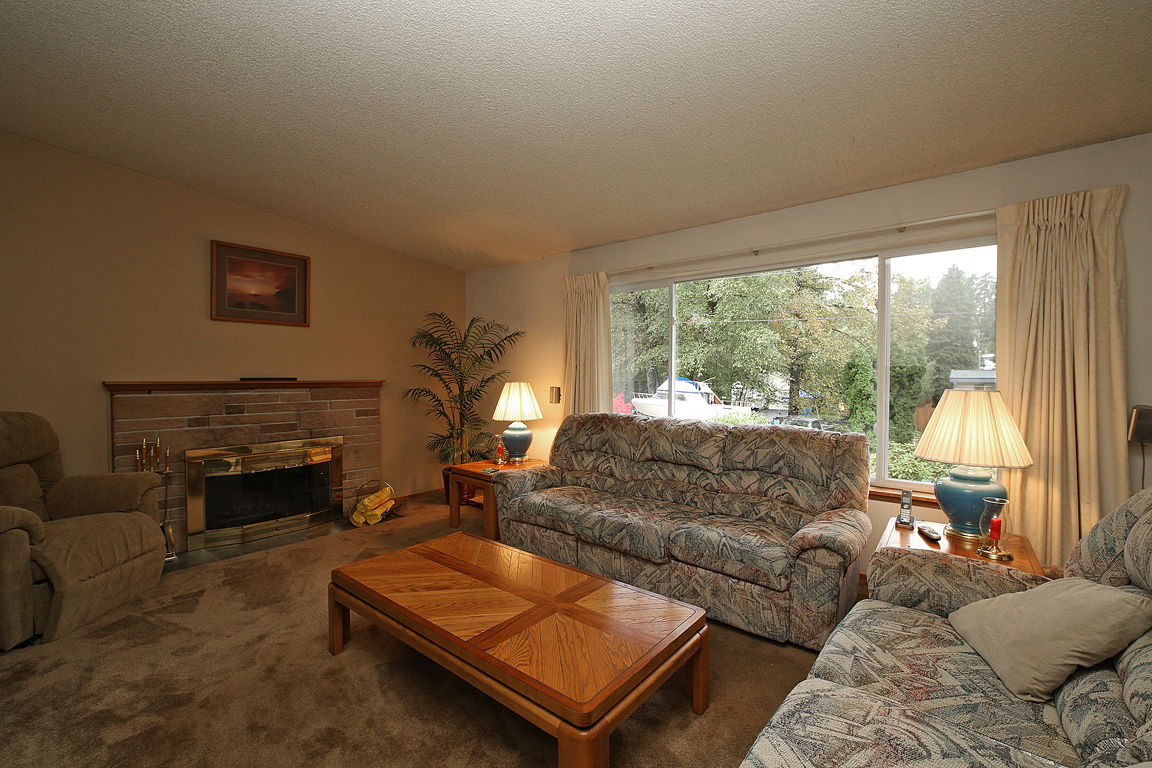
[211,241,310,326]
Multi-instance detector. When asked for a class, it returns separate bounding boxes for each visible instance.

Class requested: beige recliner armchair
[0,411,165,650]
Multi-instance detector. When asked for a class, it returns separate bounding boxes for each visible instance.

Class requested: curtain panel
[996,185,1129,566]
[562,272,612,416]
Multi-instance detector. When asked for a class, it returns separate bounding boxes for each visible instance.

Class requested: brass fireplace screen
[185,437,343,550]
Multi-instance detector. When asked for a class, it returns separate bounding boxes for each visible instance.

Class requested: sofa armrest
[0,505,45,545]
[492,464,562,504]
[45,473,163,522]
[0,505,42,650]
[787,507,872,564]
[867,546,1049,617]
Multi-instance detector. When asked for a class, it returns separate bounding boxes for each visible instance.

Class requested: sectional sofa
[492,412,871,649]
[742,488,1152,767]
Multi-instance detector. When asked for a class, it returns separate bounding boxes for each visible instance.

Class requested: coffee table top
[331,532,706,726]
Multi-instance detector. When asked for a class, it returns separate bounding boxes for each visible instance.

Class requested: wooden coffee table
[329,532,709,768]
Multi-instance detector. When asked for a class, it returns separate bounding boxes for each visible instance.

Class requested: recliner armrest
[492,464,562,504]
[787,507,872,564]
[0,505,45,545]
[45,473,163,522]
[867,545,1048,617]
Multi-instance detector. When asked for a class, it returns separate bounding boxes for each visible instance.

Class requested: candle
[136,449,142,472]
[165,446,171,471]
[990,516,1002,540]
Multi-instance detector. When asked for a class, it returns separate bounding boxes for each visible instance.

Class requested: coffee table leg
[448,473,461,529]
[557,720,609,768]
[328,583,350,655]
[686,624,710,714]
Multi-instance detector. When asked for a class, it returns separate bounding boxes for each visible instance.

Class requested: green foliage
[883,442,948,483]
[925,265,979,402]
[841,347,877,434]
[710,412,772,426]
[403,312,525,465]
[611,252,995,483]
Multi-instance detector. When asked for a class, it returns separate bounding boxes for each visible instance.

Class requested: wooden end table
[447,458,546,541]
[877,516,1045,576]
[329,532,708,768]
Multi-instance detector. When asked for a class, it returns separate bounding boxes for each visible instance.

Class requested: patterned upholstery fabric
[1066,487,1152,586]
[741,679,1066,768]
[814,599,1076,765]
[742,490,1152,768]
[668,515,793,590]
[492,412,871,649]
[868,546,1047,617]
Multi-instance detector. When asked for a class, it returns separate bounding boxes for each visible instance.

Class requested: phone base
[894,515,916,530]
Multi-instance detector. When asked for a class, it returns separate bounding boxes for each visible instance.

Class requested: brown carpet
[0,495,816,767]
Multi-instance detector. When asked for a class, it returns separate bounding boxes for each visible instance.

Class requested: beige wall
[468,132,1152,565]
[0,131,464,498]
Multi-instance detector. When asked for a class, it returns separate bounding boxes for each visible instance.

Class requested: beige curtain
[563,272,613,416]
[996,185,1129,566]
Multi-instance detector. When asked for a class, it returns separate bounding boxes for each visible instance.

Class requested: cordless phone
[895,489,915,529]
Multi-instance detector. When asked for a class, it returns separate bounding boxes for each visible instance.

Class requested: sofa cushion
[741,678,1066,768]
[714,469,833,516]
[1117,627,1152,727]
[1065,488,1152,586]
[0,463,49,521]
[635,417,727,473]
[550,412,646,467]
[811,598,1077,765]
[668,515,793,590]
[499,486,612,535]
[1055,663,1138,767]
[569,497,699,563]
[949,577,1152,702]
[560,469,632,497]
[625,474,718,514]
[716,491,814,531]
[1127,512,1152,592]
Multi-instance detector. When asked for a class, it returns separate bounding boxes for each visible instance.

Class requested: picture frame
[210,241,310,326]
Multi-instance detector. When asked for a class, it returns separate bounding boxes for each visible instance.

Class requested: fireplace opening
[185,437,343,550]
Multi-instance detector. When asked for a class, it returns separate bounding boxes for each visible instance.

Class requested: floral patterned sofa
[741,488,1152,768]
[492,412,871,649]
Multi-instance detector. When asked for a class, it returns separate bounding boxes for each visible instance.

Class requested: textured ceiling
[2,1,1152,273]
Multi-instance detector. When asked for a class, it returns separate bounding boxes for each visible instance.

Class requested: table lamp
[492,382,542,462]
[913,389,1033,540]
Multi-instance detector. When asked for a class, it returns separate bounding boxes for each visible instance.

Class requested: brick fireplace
[103,380,383,552]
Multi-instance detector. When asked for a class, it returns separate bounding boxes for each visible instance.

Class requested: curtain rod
[606,209,995,279]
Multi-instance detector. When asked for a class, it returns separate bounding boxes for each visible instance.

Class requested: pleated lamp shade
[914,389,1033,469]
[492,382,543,423]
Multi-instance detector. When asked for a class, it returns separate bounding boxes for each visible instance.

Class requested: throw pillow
[949,576,1152,702]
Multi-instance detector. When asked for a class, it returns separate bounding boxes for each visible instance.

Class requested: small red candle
[990,517,1002,540]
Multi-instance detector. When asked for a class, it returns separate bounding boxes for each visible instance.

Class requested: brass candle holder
[136,437,177,562]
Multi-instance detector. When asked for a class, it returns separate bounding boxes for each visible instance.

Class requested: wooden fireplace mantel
[103,380,384,393]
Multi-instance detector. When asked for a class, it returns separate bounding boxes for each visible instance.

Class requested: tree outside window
[610,243,996,486]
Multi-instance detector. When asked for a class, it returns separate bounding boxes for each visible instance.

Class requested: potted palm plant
[403,312,525,469]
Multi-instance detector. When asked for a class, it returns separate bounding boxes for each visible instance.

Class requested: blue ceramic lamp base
[501,421,533,462]
[935,466,1007,541]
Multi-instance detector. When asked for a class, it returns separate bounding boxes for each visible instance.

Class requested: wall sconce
[549,386,561,404]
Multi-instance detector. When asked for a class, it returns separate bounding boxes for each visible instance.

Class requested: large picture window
[610,241,996,487]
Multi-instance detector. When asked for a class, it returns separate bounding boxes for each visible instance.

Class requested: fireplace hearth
[186,437,343,550]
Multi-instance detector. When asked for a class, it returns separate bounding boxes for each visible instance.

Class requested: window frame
[609,231,998,491]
